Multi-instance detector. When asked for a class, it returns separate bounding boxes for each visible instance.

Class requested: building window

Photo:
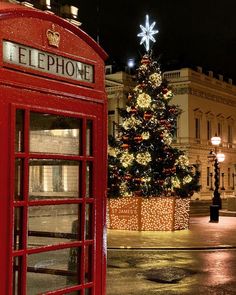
[228,168,231,188]
[194,109,202,143]
[172,118,178,142]
[207,120,212,141]
[228,125,233,144]
[217,122,222,137]
[195,118,200,142]
[30,166,43,192]
[52,166,63,192]
[226,117,234,147]
[108,110,115,136]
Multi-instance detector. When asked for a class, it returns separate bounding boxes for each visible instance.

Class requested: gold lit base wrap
[108,197,190,231]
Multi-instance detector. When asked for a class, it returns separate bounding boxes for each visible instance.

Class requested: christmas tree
[108,15,200,199]
[108,54,200,198]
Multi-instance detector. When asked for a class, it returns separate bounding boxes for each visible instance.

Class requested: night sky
[74,0,236,81]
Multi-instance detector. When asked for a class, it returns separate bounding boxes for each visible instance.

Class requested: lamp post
[209,172,213,190]
[208,135,225,222]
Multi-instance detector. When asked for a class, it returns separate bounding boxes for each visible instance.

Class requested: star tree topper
[137,14,159,52]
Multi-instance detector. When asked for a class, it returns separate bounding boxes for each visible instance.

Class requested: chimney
[196,66,202,73]
[228,78,233,85]
[218,74,223,81]
[208,71,213,78]
[60,5,81,26]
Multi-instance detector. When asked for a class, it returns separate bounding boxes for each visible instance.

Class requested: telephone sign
[3,40,94,83]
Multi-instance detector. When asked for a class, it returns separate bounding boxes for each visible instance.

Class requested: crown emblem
[46,24,60,48]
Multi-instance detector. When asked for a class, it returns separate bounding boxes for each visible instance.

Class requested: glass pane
[28,204,82,247]
[85,204,92,240]
[85,246,93,283]
[13,207,24,250]
[30,112,82,155]
[27,248,81,294]
[29,159,81,200]
[15,159,23,201]
[15,109,24,152]
[13,256,22,295]
[85,162,93,198]
[86,120,93,156]
[85,288,92,295]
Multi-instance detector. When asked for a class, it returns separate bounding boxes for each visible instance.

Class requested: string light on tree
[137,14,159,52]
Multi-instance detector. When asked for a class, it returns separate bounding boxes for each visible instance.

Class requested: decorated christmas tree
[108,15,200,199]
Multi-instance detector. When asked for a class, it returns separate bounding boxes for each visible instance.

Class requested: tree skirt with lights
[107,196,190,231]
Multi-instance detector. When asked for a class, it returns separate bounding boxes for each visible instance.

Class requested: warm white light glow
[108,197,190,231]
[63,166,68,192]
[137,14,159,52]
[70,6,78,19]
[127,59,135,68]
[46,0,51,7]
[211,135,221,146]
[217,152,225,163]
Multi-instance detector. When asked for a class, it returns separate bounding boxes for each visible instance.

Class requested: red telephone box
[0,3,108,294]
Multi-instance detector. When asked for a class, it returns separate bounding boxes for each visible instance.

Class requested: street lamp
[209,172,213,190]
[208,135,225,222]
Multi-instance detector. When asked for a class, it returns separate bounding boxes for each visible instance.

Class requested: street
[107,249,236,295]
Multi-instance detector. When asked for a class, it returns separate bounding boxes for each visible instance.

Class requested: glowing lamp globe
[216,152,225,163]
[127,59,135,68]
[211,135,221,146]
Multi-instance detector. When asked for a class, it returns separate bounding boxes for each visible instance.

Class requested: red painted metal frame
[9,97,100,295]
[0,2,108,295]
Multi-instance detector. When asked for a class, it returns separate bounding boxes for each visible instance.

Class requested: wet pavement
[107,249,236,295]
[107,216,236,295]
[107,216,236,249]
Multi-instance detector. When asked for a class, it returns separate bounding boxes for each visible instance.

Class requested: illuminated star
[137,14,159,52]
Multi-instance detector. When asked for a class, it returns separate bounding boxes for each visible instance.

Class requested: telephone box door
[10,99,106,295]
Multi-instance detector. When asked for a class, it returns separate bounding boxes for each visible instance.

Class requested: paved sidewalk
[107,216,236,250]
